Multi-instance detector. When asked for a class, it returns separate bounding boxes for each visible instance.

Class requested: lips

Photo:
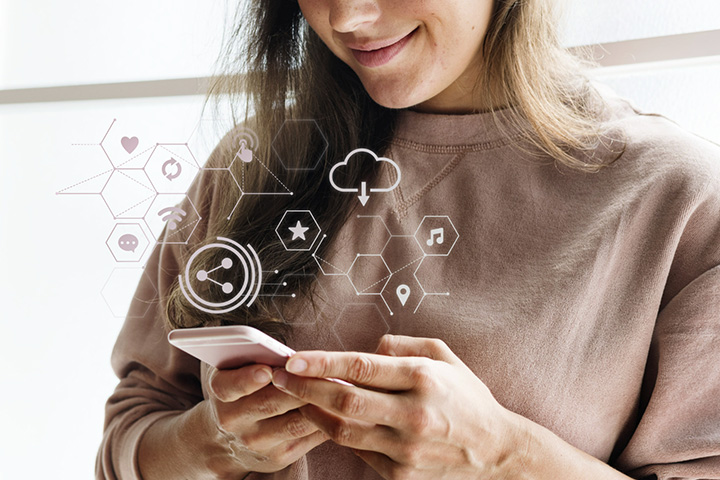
[349,28,417,68]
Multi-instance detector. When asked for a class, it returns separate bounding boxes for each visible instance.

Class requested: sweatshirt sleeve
[616,159,720,479]
[96,132,234,480]
[95,239,203,480]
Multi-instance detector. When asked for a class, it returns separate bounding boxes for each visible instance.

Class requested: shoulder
[598,87,720,201]
[593,89,720,301]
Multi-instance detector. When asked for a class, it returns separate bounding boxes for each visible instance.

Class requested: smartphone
[168,325,296,370]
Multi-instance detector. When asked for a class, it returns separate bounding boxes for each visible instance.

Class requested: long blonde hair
[165,0,616,333]
[481,0,615,171]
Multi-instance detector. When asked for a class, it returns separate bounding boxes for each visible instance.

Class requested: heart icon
[121,136,139,154]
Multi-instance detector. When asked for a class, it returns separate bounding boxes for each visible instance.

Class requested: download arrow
[358,181,370,206]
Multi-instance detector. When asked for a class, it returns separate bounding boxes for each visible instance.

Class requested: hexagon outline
[271,119,329,171]
[201,166,245,221]
[100,168,157,219]
[143,143,200,193]
[412,256,451,314]
[100,120,155,169]
[346,254,392,296]
[331,302,389,351]
[380,274,425,316]
[311,234,348,276]
[100,266,158,319]
[143,193,203,245]
[413,215,460,256]
[275,209,322,252]
[271,272,328,325]
[106,222,151,262]
[354,214,394,255]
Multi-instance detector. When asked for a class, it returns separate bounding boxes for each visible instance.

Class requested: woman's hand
[201,363,328,475]
[270,334,525,479]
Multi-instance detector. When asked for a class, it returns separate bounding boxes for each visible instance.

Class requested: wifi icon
[158,206,187,230]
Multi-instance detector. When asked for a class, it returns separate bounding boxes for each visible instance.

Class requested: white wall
[0,0,227,89]
[0,95,222,479]
[560,0,720,46]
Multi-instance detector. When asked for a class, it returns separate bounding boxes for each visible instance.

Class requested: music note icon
[426,227,444,246]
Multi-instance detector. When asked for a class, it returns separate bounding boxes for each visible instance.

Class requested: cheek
[297,0,329,37]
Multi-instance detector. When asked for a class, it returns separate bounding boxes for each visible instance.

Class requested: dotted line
[164,218,200,240]
[116,193,155,217]
[241,163,246,190]
[313,255,346,275]
[117,170,155,192]
[157,144,196,169]
[71,143,99,146]
[256,160,292,193]
[56,168,113,194]
[117,146,154,168]
[359,255,424,294]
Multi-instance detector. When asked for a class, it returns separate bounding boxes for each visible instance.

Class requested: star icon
[288,221,309,241]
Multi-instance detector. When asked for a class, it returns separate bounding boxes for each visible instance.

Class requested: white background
[1,1,719,479]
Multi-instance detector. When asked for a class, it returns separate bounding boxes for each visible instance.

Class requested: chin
[362,79,431,110]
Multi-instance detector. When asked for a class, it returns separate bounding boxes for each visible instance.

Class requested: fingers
[240,383,310,418]
[284,351,421,389]
[258,409,321,441]
[375,334,459,364]
[234,421,328,471]
[271,430,328,466]
[273,370,420,427]
[209,365,273,403]
[237,409,325,452]
[300,404,399,452]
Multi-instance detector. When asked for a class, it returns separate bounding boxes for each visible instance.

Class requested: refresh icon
[161,158,182,181]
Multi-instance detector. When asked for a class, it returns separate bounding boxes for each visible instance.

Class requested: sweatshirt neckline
[392,107,527,150]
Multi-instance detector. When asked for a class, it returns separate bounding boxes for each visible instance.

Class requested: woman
[97,0,720,479]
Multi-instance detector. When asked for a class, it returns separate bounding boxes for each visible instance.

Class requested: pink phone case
[168,325,296,369]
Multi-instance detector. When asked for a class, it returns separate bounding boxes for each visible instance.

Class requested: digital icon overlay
[57,119,204,254]
[179,237,263,314]
[158,206,187,230]
[272,119,328,171]
[311,214,457,315]
[233,127,259,164]
[288,221,309,240]
[329,148,401,206]
[415,216,459,256]
[105,223,151,262]
[121,136,139,154]
[427,228,444,246]
[396,284,411,306]
[275,210,322,252]
[161,158,183,180]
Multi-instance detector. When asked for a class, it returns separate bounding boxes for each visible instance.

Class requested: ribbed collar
[392,107,528,150]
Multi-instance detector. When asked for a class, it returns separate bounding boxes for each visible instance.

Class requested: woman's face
[297,0,496,113]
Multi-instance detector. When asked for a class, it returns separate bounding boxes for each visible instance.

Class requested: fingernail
[272,370,288,389]
[286,358,308,374]
[254,367,271,383]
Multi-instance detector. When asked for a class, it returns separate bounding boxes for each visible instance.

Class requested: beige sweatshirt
[97,92,720,480]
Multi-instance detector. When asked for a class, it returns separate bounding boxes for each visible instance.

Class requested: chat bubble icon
[118,234,139,252]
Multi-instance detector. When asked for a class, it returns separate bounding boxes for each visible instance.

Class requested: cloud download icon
[329,148,402,206]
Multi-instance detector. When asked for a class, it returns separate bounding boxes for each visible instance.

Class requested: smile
[349,28,417,68]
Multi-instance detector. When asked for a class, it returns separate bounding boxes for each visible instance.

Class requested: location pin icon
[396,284,410,306]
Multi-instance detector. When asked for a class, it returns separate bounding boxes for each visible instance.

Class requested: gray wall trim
[1,29,719,105]
[0,77,213,105]
[577,29,720,67]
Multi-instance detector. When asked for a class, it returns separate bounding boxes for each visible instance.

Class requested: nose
[329,0,381,33]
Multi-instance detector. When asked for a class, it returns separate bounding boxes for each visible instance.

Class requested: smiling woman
[96,0,720,479]
[299,0,495,111]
